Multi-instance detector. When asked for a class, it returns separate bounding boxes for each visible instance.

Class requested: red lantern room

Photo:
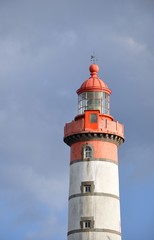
[77,64,111,115]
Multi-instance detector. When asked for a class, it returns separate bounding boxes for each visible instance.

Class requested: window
[80,217,94,229]
[84,221,91,228]
[80,181,95,194]
[102,92,110,114]
[82,144,93,160]
[84,185,91,193]
[90,113,97,123]
[84,146,92,159]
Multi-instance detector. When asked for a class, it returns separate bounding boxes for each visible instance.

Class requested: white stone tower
[64,64,124,240]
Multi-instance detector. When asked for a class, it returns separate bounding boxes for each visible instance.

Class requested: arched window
[83,145,92,159]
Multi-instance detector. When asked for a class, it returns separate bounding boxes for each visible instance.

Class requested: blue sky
[0,0,154,239]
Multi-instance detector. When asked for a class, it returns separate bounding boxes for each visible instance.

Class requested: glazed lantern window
[78,91,110,115]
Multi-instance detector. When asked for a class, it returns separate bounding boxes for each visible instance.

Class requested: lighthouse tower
[64,64,124,240]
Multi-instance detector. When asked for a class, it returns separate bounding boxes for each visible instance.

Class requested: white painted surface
[68,232,121,240]
[68,196,121,231]
[69,161,120,197]
[68,158,122,240]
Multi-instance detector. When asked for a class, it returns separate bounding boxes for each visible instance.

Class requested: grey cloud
[0,0,154,239]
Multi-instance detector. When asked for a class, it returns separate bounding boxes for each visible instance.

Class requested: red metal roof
[76,64,111,95]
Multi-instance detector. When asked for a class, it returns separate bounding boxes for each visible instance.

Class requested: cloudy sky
[0,0,154,239]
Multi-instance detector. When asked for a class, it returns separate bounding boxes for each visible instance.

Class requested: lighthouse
[64,63,124,240]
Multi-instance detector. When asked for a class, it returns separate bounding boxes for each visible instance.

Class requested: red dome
[76,64,111,95]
